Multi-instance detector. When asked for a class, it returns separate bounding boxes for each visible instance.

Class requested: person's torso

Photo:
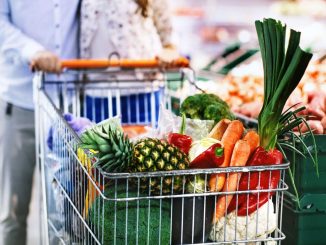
[0,0,80,109]
[81,0,163,60]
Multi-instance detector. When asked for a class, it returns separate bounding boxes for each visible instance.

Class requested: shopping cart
[34,59,289,245]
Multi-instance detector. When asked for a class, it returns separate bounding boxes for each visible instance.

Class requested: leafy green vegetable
[89,186,171,244]
[180,93,234,123]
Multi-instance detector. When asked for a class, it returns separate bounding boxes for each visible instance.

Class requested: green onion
[255,19,312,149]
[255,19,318,204]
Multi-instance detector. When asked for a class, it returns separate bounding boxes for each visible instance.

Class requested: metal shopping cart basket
[34,59,289,245]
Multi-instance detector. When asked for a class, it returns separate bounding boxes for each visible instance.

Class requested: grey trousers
[0,100,36,245]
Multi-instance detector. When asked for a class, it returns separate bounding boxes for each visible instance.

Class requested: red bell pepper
[190,143,224,169]
[236,193,270,216]
[167,133,192,155]
[236,148,282,191]
[227,147,283,215]
[167,113,192,155]
[233,174,280,216]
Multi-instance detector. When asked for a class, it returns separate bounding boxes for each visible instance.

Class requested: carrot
[243,130,260,155]
[209,120,244,192]
[208,119,231,140]
[213,140,251,221]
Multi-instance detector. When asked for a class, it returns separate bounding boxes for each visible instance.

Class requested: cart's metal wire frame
[34,68,289,245]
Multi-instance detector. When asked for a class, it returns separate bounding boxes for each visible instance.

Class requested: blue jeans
[85,91,161,124]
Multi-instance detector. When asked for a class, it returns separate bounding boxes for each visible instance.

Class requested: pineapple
[80,125,190,194]
[130,138,190,194]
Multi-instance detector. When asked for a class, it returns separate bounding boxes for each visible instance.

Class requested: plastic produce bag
[47,113,93,151]
[156,107,215,141]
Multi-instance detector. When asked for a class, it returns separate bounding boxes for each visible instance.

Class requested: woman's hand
[30,51,61,73]
[156,45,180,68]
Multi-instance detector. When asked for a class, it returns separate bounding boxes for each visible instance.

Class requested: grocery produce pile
[76,18,318,244]
[213,61,326,134]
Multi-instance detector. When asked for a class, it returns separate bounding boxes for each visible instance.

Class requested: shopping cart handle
[60,58,190,69]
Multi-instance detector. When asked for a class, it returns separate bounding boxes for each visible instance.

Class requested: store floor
[27,173,41,245]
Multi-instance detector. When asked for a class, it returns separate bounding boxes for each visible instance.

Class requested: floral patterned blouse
[80,0,174,59]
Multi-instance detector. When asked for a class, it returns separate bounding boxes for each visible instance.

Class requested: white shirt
[0,0,80,109]
[80,0,173,59]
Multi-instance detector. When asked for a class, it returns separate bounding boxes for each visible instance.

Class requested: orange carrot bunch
[207,119,260,221]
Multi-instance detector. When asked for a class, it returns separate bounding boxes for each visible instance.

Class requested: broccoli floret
[180,95,203,119]
[180,93,234,123]
[204,104,234,123]
[204,93,228,107]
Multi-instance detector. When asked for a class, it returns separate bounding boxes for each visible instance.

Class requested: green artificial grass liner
[89,186,171,245]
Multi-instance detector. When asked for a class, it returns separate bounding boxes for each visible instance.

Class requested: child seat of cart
[82,69,163,124]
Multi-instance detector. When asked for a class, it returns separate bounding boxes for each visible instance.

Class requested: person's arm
[0,0,61,73]
[151,0,179,65]
[151,0,175,48]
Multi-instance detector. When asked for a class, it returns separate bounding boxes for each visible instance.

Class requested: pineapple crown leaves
[79,125,133,173]
[80,125,120,146]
